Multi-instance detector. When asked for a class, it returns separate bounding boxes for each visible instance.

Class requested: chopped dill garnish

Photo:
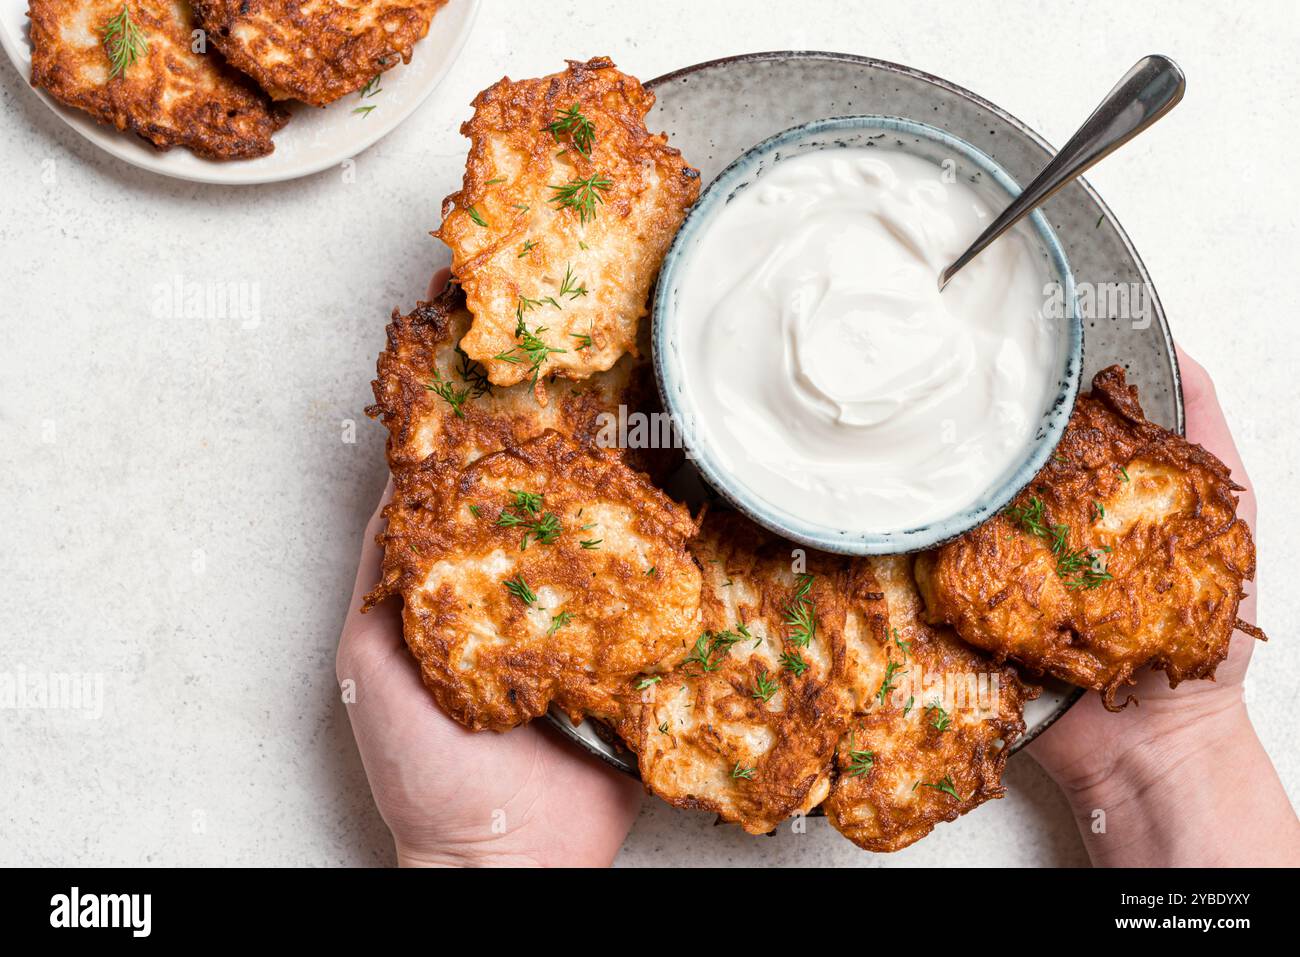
[876,660,906,707]
[101,5,148,79]
[547,610,573,635]
[503,575,536,606]
[548,174,612,224]
[927,701,952,731]
[353,105,376,118]
[508,489,543,515]
[658,721,669,734]
[683,629,741,673]
[636,675,662,690]
[579,538,602,549]
[892,628,911,661]
[903,695,915,717]
[752,670,778,703]
[1007,495,1113,590]
[518,239,538,257]
[495,492,561,549]
[494,313,567,385]
[425,367,470,418]
[467,504,481,517]
[485,176,506,185]
[918,775,963,800]
[1119,465,1130,482]
[468,206,488,227]
[731,762,755,780]
[544,103,596,156]
[558,263,589,300]
[779,650,809,677]
[454,347,492,397]
[847,748,874,777]
[645,566,657,577]
[784,596,816,647]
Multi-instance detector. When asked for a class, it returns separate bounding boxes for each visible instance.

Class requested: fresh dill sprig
[779,650,809,677]
[518,239,538,258]
[752,670,778,703]
[579,538,602,549]
[918,775,963,800]
[845,733,874,777]
[359,75,383,99]
[495,491,561,549]
[784,597,816,648]
[494,313,567,385]
[1007,495,1113,590]
[548,174,612,224]
[468,206,488,228]
[570,329,593,350]
[683,629,741,673]
[903,695,915,716]
[876,660,906,707]
[927,701,952,731]
[636,675,661,690]
[545,103,596,156]
[547,610,573,635]
[454,347,492,397]
[558,263,588,300]
[101,5,148,79]
[425,367,470,418]
[731,762,755,781]
[503,574,536,606]
[892,628,912,661]
[508,489,543,515]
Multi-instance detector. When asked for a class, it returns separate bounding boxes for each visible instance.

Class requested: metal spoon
[939,54,1186,291]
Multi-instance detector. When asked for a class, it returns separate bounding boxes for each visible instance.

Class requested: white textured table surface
[1,0,1295,867]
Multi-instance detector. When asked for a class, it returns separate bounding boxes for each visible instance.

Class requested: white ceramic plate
[0,0,480,184]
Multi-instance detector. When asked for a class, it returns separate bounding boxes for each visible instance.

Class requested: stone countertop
[1,0,1294,866]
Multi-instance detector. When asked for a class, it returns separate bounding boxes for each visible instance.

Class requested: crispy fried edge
[28,0,289,159]
[191,0,447,106]
[918,365,1263,711]
[365,429,702,731]
[822,557,1033,852]
[434,56,701,385]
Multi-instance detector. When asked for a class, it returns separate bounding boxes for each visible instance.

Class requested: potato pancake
[435,57,700,388]
[190,0,447,106]
[620,514,854,835]
[823,555,1033,852]
[366,430,701,732]
[29,0,287,159]
[915,365,1261,709]
[367,283,675,482]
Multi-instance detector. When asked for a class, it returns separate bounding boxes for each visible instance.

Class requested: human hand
[1028,347,1298,866]
[335,269,641,868]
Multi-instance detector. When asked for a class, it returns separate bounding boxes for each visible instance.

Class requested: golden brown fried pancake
[823,555,1033,852]
[435,57,700,387]
[915,365,1261,710]
[366,283,677,482]
[191,0,446,106]
[29,0,287,159]
[366,430,701,732]
[619,514,853,835]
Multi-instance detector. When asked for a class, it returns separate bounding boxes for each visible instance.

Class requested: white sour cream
[678,147,1056,534]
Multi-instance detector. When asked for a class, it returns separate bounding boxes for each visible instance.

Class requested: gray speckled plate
[548,51,1182,777]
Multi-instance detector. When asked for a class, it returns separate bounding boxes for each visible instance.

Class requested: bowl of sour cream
[653,115,1082,554]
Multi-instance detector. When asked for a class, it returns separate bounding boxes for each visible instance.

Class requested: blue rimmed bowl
[652,114,1083,555]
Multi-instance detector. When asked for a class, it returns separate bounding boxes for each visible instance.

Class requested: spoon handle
[939,54,1186,290]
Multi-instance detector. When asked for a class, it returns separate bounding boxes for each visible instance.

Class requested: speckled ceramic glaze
[549,51,1183,775]
[653,115,1082,555]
